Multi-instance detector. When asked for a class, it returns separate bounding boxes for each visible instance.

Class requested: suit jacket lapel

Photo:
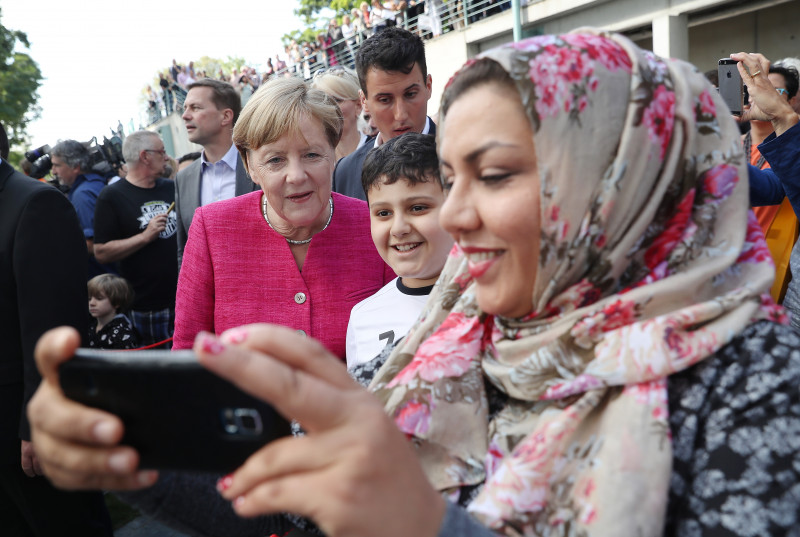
[234,154,256,195]
[183,159,202,224]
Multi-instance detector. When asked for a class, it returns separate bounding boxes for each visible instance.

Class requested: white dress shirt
[199,143,239,207]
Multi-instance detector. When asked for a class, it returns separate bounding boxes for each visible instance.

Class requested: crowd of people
[3,19,800,537]
[144,0,515,125]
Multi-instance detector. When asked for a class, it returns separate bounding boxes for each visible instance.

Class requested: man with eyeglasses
[775,58,800,115]
[744,64,799,304]
[745,65,798,189]
[93,131,178,347]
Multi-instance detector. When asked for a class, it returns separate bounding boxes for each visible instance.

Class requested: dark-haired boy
[333,26,435,201]
[346,133,452,367]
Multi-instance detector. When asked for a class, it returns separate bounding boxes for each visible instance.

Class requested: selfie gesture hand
[732,52,798,135]
[27,327,158,490]
[195,325,446,537]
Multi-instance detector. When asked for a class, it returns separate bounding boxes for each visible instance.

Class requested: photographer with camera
[51,140,116,279]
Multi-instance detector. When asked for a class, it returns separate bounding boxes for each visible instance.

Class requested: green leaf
[0,7,43,145]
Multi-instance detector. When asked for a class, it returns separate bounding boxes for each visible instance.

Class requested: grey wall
[424,0,800,116]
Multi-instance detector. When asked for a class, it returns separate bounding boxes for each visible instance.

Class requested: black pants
[0,463,112,537]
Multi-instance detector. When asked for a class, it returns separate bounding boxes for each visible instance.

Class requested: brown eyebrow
[440,141,520,168]
[373,83,421,98]
[368,193,438,210]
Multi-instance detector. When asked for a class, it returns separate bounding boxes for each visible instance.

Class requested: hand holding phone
[718,58,748,116]
[196,325,448,537]
[59,348,291,473]
[724,53,798,136]
[29,327,156,491]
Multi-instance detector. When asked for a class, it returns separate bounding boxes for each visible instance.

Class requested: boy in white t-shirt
[346,133,453,367]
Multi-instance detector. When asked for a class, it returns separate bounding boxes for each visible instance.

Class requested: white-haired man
[93,131,178,347]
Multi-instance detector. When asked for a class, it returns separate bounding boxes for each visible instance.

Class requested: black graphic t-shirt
[94,178,178,310]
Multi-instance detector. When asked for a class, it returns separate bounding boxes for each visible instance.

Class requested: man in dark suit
[176,78,257,267]
[332,27,436,201]
[0,124,112,535]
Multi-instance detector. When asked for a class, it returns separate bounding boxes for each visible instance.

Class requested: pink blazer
[174,192,394,358]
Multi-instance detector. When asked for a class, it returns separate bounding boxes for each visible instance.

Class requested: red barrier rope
[126,337,173,351]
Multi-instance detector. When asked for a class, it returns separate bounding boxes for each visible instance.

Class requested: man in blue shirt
[52,140,115,278]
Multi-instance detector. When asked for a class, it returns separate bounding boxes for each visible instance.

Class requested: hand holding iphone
[718,58,748,116]
[59,349,292,473]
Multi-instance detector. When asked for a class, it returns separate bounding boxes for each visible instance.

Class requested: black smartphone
[718,58,748,115]
[59,348,291,473]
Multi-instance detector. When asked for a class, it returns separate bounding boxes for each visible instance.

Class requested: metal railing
[271,0,514,80]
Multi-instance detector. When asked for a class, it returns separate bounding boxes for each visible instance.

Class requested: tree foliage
[194,55,249,76]
[146,56,248,101]
[281,28,324,48]
[0,8,43,145]
[294,0,357,28]
[283,0,367,48]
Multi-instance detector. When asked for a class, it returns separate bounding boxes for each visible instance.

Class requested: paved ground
[115,515,192,537]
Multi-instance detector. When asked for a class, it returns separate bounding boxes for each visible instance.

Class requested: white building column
[652,13,689,60]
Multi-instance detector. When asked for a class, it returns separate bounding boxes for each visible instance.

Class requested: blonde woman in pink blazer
[173,77,394,359]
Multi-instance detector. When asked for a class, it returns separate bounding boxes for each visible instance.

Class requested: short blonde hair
[233,77,342,169]
[311,67,361,102]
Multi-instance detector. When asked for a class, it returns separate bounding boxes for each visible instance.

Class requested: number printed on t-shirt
[379,330,395,348]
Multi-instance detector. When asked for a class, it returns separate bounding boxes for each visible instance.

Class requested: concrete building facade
[425,0,800,114]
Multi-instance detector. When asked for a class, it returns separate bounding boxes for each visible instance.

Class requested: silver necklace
[262,195,333,245]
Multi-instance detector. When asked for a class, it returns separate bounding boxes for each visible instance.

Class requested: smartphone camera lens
[221,408,264,436]
[79,373,99,398]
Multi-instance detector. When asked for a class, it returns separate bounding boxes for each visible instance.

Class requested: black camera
[25,145,52,180]
[24,136,126,181]
[87,136,125,177]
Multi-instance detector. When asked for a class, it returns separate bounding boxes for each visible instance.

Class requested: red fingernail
[198,332,225,355]
[225,328,248,344]
[217,474,233,492]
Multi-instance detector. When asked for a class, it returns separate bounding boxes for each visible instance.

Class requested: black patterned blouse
[352,320,800,537]
[87,314,139,350]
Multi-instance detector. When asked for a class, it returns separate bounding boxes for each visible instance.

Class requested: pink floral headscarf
[370,29,784,536]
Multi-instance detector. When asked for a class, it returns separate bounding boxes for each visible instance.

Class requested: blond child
[87,274,139,349]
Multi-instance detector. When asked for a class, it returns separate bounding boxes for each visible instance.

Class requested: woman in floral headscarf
[29,30,800,537]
